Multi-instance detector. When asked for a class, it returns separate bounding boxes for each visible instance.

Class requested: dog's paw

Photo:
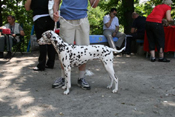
[112,89,118,93]
[63,90,69,95]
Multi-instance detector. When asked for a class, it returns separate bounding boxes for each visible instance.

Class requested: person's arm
[112,26,119,37]
[19,26,25,36]
[25,0,32,11]
[12,25,25,37]
[131,28,136,33]
[112,18,119,37]
[20,30,25,36]
[53,0,61,22]
[105,17,113,28]
[115,26,119,33]
[89,0,100,8]
[166,10,173,22]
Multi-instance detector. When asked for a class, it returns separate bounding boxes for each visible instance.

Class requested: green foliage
[88,6,105,34]
[1,0,175,51]
[1,0,33,51]
[135,0,175,17]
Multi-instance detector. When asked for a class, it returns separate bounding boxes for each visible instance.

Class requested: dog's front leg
[112,75,118,93]
[63,68,71,95]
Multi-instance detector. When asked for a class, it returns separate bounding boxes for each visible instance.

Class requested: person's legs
[37,45,47,70]
[5,35,13,58]
[46,44,56,68]
[6,35,13,52]
[0,36,5,58]
[153,23,169,62]
[130,33,145,54]
[146,22,156,61]
[34,18,47,70]
[59,17,75,44]
[46,17,55,68]
[76,18,89,73]
[76,18,90,89]
[103,29,116,49]
[125,36,132,55]
[52,18,91,89]
[52,17,76,88]
[34,16,54,70]
[115,32,126,49]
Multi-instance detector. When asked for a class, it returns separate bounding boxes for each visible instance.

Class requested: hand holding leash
[53,12,59,22]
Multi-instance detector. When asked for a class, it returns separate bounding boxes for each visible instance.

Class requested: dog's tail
[110,47,126,53]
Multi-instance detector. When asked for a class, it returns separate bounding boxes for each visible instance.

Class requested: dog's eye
[46,32,52,39]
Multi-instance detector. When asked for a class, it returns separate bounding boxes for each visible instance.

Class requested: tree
[122,0,134,34]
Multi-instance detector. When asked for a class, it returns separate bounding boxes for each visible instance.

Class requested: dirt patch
[0,52,175,117]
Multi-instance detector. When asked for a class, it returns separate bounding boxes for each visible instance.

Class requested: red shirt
[146,4,171,23]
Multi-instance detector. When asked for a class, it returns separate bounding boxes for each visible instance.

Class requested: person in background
[25,0,56,71]
[0,15,25,58]
[52,0,99,89]
[103,8,126,55]
[125,12,146,57]
[145,0,173,62]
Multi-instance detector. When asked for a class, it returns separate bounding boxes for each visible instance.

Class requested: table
[143,26,175,52]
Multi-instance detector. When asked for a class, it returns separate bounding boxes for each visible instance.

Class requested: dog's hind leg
[103,61,118,93]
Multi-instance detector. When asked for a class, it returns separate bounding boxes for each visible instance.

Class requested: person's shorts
[59,17,90,45]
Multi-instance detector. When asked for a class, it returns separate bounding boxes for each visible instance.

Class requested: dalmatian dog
[38,30,125,95]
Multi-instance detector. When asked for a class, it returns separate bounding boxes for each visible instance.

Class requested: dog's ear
[46,31,52,39]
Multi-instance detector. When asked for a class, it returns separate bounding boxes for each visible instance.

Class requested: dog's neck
[52,34,70,54]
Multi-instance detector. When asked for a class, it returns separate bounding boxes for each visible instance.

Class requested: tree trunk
[122,0,134,34]
[0,0,2,26]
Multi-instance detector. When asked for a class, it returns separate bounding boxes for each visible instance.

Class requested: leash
[54,22,57,31]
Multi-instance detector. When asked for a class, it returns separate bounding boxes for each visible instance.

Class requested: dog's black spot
[70,53,72,58]
[54,40,58,45]
[62,58,64,62]
[77,55,81,59]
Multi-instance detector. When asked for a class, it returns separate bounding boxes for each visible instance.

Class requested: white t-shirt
[103,14,119,30]
[33,14,49,21]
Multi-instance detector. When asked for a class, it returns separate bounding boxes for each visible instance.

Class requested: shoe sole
[77,84,91,90]
[33,69,45,71]
[33,67,45,71]
[52,84,64,88]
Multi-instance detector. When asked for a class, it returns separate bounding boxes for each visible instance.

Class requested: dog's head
[38,30,68,53]
[38,37,52,45]
[38,30,63,46]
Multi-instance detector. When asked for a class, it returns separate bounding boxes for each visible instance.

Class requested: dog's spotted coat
[38,30,125,95]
